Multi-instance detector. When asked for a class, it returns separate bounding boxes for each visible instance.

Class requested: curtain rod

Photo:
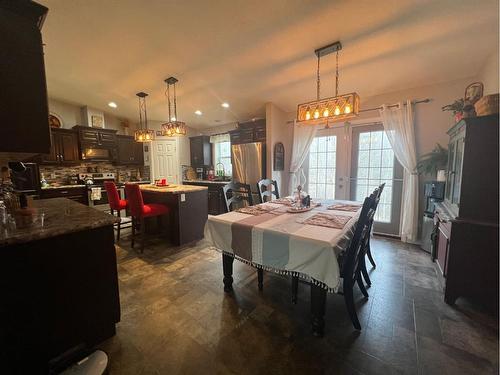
[285,98,431,124]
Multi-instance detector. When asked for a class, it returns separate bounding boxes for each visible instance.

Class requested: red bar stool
[104,181,128,241]
[124,183,170,253]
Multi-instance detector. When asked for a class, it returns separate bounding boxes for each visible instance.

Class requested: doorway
[304,122,403,236]
[151,139,179,184]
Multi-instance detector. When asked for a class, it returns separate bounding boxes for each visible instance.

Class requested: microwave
[81,146,117,161]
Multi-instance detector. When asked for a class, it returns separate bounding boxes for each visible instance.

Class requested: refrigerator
[231,142,266,199]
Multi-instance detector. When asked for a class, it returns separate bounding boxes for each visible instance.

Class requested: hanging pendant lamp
[161,77,187,136]
[134,92,155,142]
[296,41,359,124]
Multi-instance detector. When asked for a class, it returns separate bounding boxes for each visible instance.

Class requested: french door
[305,123,403,236]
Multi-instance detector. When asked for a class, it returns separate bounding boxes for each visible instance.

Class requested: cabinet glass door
[445,141,456,202]
[452,137,464,205]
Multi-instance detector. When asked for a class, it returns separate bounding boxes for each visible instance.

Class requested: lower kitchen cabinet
[40,186,88,205]
[183,181,227,215]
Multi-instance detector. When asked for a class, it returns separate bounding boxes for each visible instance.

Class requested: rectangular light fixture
[297,92,360,123]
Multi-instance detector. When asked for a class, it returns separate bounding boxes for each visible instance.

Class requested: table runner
[205,200,361,292]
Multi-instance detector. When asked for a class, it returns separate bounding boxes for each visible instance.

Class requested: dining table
[204,198,362,336]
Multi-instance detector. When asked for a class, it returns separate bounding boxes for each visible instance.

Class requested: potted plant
[442,99,464,123]
[416,143,448,181]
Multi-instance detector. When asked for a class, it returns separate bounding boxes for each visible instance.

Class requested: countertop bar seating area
[1,0,498,374]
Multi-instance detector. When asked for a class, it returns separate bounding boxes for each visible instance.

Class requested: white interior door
[151,139,179,184]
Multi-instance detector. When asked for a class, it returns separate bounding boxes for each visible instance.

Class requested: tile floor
[99,234,499,374]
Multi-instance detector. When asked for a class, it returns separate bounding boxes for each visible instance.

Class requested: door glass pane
[355,130,395,223]
[307,135,337,199]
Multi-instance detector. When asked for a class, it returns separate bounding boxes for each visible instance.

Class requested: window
[307,135,337,199]
[214,141,232,176]
[355,130,394,223]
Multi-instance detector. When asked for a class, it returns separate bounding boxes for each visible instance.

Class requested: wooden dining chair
[291,195,375,330]
[222,181,254,212]
[365,183,385,271]
[257,179,280,203]
[359,187,382,287]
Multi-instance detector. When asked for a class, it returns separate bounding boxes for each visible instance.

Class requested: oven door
[88,186,125,212]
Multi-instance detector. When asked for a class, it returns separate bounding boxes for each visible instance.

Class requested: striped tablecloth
[205,200,361,293]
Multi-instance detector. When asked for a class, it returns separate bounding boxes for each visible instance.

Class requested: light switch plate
[181,193,186,202]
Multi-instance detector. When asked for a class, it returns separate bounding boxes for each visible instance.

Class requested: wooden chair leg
[140,217,145,253]
[291,275,299,304]
[366,241,376,268]
[356,272,369,298]
[257,268,263,291]
[360,256,371,286]
[344,284,361,330]
[116,210,121,242]
[131,217,135,248]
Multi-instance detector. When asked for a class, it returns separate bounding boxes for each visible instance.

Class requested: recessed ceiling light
[221,102,230,108]
[194,110,202,115]
[108,102,117,108]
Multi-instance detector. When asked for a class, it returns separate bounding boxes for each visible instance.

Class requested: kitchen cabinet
[229,119,266,145]
[183,181,227,215]
[73,125,118,147]
[433,115,499,313]
[0,1,51,154]
[116,135,144,165]
[190,136,211,167]
[40,186,88,205]
[40,128,79,165]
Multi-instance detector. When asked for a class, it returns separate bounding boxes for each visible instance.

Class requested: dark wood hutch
[433,114,498,312]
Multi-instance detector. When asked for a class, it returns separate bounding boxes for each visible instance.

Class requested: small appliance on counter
[421,181,445,253]
[9,162,41,195]
[196,167,206,180]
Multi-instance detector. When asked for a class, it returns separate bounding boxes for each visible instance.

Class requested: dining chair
[222,181,254,212]
[124,183,170,253]
[365,183,385,271]
[359,187,382,287]
[257,179,280,203]
[104,181,129,242]
[291,195,375,330]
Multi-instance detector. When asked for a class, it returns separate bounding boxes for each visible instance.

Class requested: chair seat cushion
[117,199,128,210]
[142,203,169,217]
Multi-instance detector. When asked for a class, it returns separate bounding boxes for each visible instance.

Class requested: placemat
[302,213,352,229]
[327,203,361,212]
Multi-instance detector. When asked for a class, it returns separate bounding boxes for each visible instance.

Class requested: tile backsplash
[39,162,150,185]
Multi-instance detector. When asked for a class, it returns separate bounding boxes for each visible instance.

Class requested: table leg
[222,253,234,292]
[257,268,263,291]
[311,284,326,337]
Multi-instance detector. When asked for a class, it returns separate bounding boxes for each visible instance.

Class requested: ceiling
[39,0,499,129]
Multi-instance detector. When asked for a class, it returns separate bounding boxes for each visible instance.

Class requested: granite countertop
[0,198,119,247]
[41,184,87,190]
[140,184,208,194]
[183,179,230,185]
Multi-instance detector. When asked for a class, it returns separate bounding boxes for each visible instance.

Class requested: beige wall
[477,52,499,95]
[48,98,135,134]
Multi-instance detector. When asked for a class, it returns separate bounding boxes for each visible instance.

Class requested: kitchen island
[140,184,208,246]
[0,198,120,374]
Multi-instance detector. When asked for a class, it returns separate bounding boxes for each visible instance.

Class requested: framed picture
[91,115,104,128]
[48,113,63,128]
[273,142,285,171]
[464,82,484,104]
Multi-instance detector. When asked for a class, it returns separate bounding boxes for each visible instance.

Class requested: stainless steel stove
[78,173,124,211]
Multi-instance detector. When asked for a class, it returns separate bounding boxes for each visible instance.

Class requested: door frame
[150,137,180,184]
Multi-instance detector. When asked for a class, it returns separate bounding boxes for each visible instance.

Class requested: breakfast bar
[140,184,208,246]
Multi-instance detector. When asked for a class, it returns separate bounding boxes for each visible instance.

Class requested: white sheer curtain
[288,121,317,195]
[379,100,419,243]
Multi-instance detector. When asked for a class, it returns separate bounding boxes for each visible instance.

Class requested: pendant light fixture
[161,76,187,136]
[296,41,359,123]
[134,92,155,142]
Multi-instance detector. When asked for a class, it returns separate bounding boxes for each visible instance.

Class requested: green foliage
[416,143,448,175]
[441,99,464,115]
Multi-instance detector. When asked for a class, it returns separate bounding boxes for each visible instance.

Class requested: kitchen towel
[91,187,102,201]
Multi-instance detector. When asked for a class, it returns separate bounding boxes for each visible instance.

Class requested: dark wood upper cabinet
[40,128,79,165]
[229,119,266,145]
[0,1,51,154]
[73,126,118,147]
[190,136,211,167]
[116,135,144,165]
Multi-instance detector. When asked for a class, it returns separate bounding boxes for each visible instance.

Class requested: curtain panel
[379,100,419,243]
[288,121,317,195]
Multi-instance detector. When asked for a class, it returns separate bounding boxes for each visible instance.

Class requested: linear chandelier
[134,92,155,142]
[161,76,187,136]
[296,41,359,124]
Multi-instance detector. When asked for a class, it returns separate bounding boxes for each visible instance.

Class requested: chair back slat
[257,179,280,203]
[124,183,145,217]
[223,181,253,212]
[104,181,122,211]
